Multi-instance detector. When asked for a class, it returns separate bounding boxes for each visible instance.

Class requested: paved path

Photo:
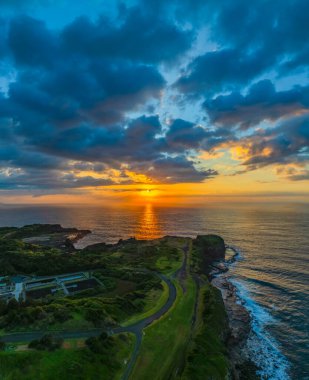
[113,273,177,380]
[118,244,190,380]
[175,243,189,292]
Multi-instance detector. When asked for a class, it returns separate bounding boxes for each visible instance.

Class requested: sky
[0,0,308,205]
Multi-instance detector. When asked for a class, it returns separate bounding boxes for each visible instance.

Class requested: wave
[231,278,291,380]
[225,245,244,263]
[246,277,290,294]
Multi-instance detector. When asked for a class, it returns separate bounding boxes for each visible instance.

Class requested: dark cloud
[165,119,207,150]
[238,114,309,170]
[23,115,163,164]
[174,0,309,96]
[0,168,117,191]
[0,112,216,189]
[61,7,193,64]
[9,16,56,68]
[286,170,309,181]
[204,80,309,129]
[0,11,170,193]
[6,15,166,126]
[175,49,271,96]
[134,155,217,184]
[164,119,235,152]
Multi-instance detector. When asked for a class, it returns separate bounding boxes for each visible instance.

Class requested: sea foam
[231,278,291,380]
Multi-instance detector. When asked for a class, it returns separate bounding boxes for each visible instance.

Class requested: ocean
[0,202,308,379]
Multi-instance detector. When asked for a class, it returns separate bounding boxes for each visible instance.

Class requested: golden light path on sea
[134,203,162,240]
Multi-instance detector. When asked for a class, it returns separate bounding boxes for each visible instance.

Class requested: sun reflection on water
[135,203,162,240]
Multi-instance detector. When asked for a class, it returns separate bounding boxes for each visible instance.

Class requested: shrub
[85,308,104,326]
[85,331,111,354]
[28,334,63,351]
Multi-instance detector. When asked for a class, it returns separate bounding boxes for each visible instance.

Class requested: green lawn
[122,280,169,326]
[130,277,197,380]
[155,254,183,275]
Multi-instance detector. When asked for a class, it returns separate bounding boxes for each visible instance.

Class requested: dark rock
[10,224,91,251]
[212,275,253,379]
[194,234,226,275]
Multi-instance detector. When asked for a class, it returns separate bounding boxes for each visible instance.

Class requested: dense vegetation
[28,334,63,351]
[0,227,180,332]
[182,285,230,379]
[0,225,233,380]
[180,237,230,380]
[0,272,163,332]
[0,229,180,277]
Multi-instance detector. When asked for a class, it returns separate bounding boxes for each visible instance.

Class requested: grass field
[0,333,135,380]
[129,277,197,380]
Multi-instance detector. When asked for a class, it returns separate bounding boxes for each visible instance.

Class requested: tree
[85,308,104,326]
[0,300,7,316]
[0,341,6,351]
[7,298,19,311]
[85,336,102,354]
[85,331,112,354]
[28,334,63,351]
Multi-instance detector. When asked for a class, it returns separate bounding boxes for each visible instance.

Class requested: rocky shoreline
[17,224,91,250]
[210,247,260,379]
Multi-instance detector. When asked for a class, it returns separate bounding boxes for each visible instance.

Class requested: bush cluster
[28,334,63,351]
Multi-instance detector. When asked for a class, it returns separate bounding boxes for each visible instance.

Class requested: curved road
[112,273,177,380]
[119,244,189,380]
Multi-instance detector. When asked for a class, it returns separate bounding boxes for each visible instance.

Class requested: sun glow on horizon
[139,188,160,199]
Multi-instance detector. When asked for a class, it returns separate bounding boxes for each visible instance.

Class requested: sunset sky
[0,0,308,205]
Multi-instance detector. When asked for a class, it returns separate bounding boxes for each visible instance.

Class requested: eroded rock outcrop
[212,276,251,347]
[194,234,226,275]
[14,224,91,250]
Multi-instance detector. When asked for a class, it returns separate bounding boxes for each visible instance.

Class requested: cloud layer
[0,0,308,194]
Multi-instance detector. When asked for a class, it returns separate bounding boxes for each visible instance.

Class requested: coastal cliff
[185,234,255,380]
[194,234,226,274]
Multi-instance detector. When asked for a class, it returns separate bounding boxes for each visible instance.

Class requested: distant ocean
[0,202,308,379]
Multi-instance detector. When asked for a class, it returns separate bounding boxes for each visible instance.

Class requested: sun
[140,188,159,198]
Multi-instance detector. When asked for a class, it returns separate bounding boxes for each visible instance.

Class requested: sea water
[0,202,308,379]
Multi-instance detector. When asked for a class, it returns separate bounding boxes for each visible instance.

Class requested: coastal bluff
[194,234,226,274]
